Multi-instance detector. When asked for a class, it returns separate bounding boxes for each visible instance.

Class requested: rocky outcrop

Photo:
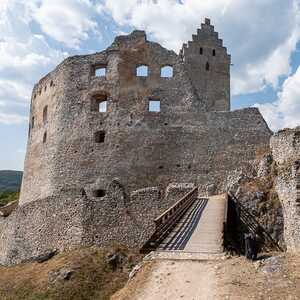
[226,126,300,252]
[226,157,284,248]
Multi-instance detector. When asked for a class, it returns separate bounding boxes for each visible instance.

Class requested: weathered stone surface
[0,182,187,265]
[271,128,300,252]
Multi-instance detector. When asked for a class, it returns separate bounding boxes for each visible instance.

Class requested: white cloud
[0,112,27,125]
[0,0,66,124]
[255,65,300,131]
[104,0,300,95]
[34,0,102,48]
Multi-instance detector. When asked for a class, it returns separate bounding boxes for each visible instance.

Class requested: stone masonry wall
[0,181,192,265]
[19,22,255,207]
[271,127,300,252]
[5,20,273,264]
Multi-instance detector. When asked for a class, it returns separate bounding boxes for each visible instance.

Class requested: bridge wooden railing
[140,187,199,253]
[227,192,283,252]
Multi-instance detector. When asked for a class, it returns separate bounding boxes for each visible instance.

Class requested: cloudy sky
[0,0,300,171]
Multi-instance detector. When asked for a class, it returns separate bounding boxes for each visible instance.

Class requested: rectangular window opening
[94,64,107,77]
[99,101,107,113]
[149,100,160,112]
[95,131,105,143]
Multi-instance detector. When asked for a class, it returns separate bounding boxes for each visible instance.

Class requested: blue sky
[1,0,300,171]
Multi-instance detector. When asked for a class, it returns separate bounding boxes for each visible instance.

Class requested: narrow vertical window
[31,116,35,129]
[206,62,210,71]
[43,131,47,143]
[200,47,203,55]
[43,106,48,125]
[212,49,216,56]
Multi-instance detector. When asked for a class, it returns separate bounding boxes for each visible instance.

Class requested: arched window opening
[160,66,173,78]
[200,47,203,55]
[31,116,35,129]
[94,130,105,143]
[212,49,216,56]
[43,131,47,143]
[149,99,160,112]
[91,94,108,112]
[93,189,106,198]
[43,106,48,125]
[50,80,54,87]
[136,65,148,77]
[206,62,210,71]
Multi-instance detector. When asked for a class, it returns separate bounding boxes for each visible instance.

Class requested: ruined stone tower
[0,19,272,265]
[180,18,231,111]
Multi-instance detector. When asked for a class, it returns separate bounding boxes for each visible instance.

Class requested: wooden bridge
[141,187,282,255]
[141,188,228,254]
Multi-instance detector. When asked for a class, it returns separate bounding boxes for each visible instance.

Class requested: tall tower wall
[181,18,231,111]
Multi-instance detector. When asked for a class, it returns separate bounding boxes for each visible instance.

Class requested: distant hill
[0,170,23,192]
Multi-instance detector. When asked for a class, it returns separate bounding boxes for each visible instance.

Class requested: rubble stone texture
[271,128,300,252]
[0,19,275,265]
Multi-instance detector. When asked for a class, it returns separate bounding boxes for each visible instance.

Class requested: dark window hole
[43,131,47,143]
[93,189,106,198]
[206,62,210,71]
[94,131,105,143]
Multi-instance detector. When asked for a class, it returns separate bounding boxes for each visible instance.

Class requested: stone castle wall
[271,128,300,252]
[0,182,192,265]
[0,20,275,265]
[19,25,270,206]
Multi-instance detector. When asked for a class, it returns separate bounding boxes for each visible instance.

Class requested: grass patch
[0,191,19,206]
[0,246,142,300]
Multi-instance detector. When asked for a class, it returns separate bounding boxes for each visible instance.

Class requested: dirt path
[113,259,225,300]
[112,253,300,300]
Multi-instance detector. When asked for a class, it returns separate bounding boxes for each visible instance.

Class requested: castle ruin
[2,19,297,265]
